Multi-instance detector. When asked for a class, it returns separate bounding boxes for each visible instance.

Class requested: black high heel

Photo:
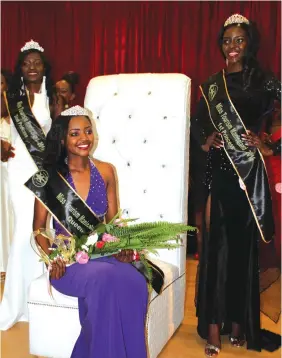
[229,335,245,348]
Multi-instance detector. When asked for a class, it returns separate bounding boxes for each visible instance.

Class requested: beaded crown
[61,105,90,117]
[224,14,249,28]
[21,39,44,53]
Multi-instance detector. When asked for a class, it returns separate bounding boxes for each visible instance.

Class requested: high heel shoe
[205,343,221,357]
[229,335,245,348]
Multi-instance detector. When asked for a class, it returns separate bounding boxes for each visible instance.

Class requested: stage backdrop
[1,1,281,109]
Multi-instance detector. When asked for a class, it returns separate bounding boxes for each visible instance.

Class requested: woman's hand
[261,132,273,146]
[52,94,67,119]
[241,130,263,148]
[49,257,66,280]
[242,130,273,156]
[113,249,134,263]
[201,132,224,152]
[1,139,15,162]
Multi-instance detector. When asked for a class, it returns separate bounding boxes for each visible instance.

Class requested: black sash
[5,92,46,169]
[4,91,101,235]
[200,70,274,243]
[25,169,102,235]
[6,91,164,293]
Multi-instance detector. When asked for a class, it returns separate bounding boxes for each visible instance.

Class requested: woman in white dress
[0,69,14,281]
[0,40,58,330]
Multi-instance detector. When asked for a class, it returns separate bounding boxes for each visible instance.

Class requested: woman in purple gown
[32,106,148,358]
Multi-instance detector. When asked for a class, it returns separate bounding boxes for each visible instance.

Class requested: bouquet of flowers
[32,210,196,292]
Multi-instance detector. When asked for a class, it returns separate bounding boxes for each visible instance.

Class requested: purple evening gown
[52,161,148,358]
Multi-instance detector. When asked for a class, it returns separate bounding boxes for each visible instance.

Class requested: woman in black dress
[191,14,281,357]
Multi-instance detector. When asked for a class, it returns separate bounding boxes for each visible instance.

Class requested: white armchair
[28,73,191,358]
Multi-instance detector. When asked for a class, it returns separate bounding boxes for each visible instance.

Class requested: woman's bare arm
[97,161,134,262]
[33,198,66,279]
[33,198,50,255]
[93,159,119,223]
[105,164,119,223]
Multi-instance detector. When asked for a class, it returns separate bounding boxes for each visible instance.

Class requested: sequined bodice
[54,161,108,236]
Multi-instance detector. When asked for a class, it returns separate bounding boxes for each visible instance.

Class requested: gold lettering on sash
[56,193,66,205]
[79,215,95,231]
[56,193,95,231]
[67,215,84,233]
[16,100,45,151]
[66,204,81,219]
[215,101,255,159]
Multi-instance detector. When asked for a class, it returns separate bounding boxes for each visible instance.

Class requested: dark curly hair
[60,71,80,94]
[218,20,265,91]
[43,114,91,177]
[1,68,13,89]
[8,49,54,104]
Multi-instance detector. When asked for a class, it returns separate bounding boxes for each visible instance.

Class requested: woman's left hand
[241,130,263,148]
[242,130,273,156]
[113,249,134,263]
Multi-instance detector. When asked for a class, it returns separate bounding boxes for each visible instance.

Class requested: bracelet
[34,229,41,238]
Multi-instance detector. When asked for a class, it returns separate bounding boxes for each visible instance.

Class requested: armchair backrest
[84,73,191,274]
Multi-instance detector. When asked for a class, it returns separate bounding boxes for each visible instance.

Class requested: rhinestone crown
[224,14,249,28]
[61,105,90,117]
[21,39,44,53]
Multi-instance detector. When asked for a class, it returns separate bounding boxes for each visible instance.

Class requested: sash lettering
[200,70,274,243]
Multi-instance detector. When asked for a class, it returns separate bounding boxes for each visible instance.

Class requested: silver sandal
[205,343,221,357]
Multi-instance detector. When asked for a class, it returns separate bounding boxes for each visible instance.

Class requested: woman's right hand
[113,249,135,263]
[52,93,67,119]
[49,257,66,280]
[201,132,224,152]
[1,139,15,162]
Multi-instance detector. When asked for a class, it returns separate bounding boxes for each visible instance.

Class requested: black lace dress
[191,70,281,352]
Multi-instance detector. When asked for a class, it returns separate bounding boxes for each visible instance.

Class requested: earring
[64,156,68,165]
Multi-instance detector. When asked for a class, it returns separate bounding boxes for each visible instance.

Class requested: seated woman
[32,105,148,358]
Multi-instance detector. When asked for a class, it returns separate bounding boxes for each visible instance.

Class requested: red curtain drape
[1,1,281,109]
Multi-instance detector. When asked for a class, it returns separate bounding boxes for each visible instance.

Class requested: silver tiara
[224,14,249,28]
[21,39,44,53]
[61,105,90,117]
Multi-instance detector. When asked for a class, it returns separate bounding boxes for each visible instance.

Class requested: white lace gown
[0,118,13,273]
[0,88,51,330]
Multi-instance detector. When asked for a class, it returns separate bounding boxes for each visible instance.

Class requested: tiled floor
[1,258,281,358]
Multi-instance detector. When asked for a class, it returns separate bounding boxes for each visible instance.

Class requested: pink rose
[102,233,119,243]
[75,251,89,264]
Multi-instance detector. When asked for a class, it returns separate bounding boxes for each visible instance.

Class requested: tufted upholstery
[28,73,191,358]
